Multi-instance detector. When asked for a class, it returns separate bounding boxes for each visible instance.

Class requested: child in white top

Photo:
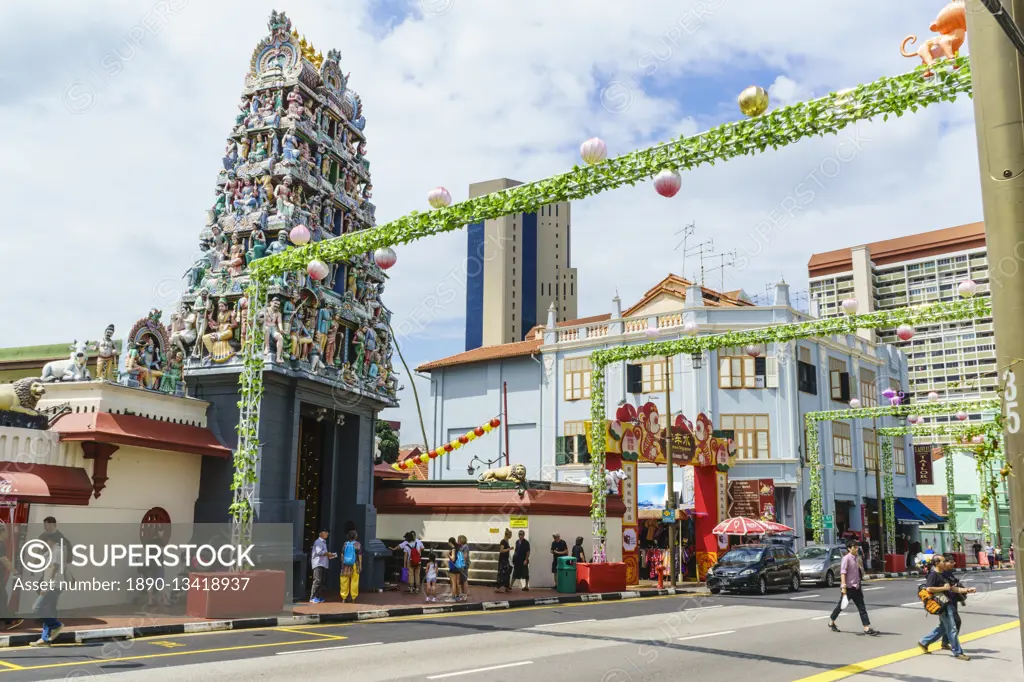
[424,551,438,603]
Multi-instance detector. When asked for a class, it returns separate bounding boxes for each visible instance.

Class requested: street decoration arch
[230,56,973,546]
[877,420,1004,551]
[804,399,999,550]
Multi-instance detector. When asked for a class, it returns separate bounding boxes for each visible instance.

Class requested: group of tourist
[308,527,363,604]
[389,532,470,603]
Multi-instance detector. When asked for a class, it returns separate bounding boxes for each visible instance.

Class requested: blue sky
[0,0,983,443]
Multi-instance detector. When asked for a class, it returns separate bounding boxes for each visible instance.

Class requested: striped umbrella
[712,517,769,536]
[760,520,794,534]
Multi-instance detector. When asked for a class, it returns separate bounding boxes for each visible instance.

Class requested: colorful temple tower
[175,11,396,593]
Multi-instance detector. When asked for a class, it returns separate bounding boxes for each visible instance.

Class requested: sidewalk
[846,626,1022,680]
[0,583,706,648]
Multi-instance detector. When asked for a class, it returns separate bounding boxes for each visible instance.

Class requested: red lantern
[428,449,438,459]
[653,169,682,198]
[443,443,454,452]
[458,435,469,444]
[489,418,501,428]
[474,427,484,437]
[399,461,408,470]
[896,324,915,342]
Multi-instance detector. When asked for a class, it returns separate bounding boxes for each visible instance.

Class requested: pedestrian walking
[994,545,1003,569]
[495,529,512,593]
[446,537,460,601]
[827,540,879,636]
[309,529,335,603]
[424,551,438,603]
[29,534,64,647]
[571,536,586,563]
[550,533,568,579]
[971,540,982,565]
[456,535,470,602]
[339,530,362,603]
[918,553,974,659]
[512,530,531,591]
[939,555,965,651]
[986,543,996,571]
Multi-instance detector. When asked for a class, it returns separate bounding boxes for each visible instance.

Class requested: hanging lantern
[452,441,463,450]
[443,442,454,452]
[427,186,452,209]
[374,246,397,270]
[653,169,682,198]
[466,432,477,441]
[289,224,311,245]
[458,435,469,445]
[927,391,939,402]
[738,86,769,117]
[958,279,977,298]
[645,326,659,338]
[908,415,919,424]
[896,324,915,341]
[482,423,493,433]
[744,344,761,358]
[580,137,607,165]
[307,259,330,281]
[971,435,985,444]
[490,417,502,428]
[427,449,438,459]
[841,298,859,315]
[956,411,969,421]
[474,427,485,437]
[849,398,861,409]
[683,321,699,336]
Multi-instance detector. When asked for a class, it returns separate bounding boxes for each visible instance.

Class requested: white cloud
[0,0,983,437]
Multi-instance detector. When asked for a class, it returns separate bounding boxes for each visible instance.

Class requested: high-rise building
[465,178,578,350]
[808,222,996,431]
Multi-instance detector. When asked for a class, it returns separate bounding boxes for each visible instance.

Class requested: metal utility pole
[664,355,677,588]
[965,0,1024,663]
[685,240,714,286]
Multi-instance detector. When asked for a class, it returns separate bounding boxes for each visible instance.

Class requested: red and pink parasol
[712,517,769,536]
[759,520,794,534]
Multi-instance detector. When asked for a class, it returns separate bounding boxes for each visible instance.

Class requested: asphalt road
[0,573,1018,681]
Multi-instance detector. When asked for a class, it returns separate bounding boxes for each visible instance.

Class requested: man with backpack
[393,532,424,594]
[918,553,974,660]
[339,530,362,603]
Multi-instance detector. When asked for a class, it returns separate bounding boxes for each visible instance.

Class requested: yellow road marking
[0,661,22,671]
[0,636,351,673]
[148,640,187,648]
[792,620,1021,682]
[272,627,346,640]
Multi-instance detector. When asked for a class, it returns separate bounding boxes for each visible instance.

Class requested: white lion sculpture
[0,378,46,416]
[478,463,527,484]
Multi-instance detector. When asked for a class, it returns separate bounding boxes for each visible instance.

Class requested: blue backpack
[454,548,466,570]
[343,541,357,566]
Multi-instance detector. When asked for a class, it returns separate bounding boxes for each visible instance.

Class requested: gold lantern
[738,86,769,117]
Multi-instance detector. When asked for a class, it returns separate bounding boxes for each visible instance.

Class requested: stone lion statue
[478,463,527,484]
[0,378,46,416]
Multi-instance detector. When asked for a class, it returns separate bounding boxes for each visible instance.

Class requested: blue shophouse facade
[418,276,920,550]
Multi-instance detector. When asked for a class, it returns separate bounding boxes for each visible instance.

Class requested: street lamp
[691,352,703,370]
[467,453,505,477]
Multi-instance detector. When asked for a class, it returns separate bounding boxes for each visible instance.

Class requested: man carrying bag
[918,553,974,660]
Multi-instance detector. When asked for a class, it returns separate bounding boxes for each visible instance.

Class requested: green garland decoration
[588,367,608,556]
[229,58,973,548]
[246,59,970,279]
[945,444,958,541]
[802,400,997,545]
[881,439,895,557]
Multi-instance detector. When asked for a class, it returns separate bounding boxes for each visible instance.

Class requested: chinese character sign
[914,445,934,485]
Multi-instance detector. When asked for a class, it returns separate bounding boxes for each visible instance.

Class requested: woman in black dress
[496,529,512,593]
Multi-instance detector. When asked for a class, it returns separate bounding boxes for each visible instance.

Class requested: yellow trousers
[340,571,360,601]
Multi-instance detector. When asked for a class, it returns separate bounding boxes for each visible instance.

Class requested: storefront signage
[586,405,735,469]
[758,480,776,522]
[661,509,675,524]
[914,445,934,485]
[716,472,729,523]
[728,478,775,520]
[621,462,637,526]
[509,515,528,529]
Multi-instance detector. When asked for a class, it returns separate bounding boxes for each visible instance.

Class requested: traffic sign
[662,509,675,524]
[821,515,834,529]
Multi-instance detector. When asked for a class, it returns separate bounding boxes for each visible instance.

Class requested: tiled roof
[417,314,612,372]
[807,222,985,277]
[622,274,754,316]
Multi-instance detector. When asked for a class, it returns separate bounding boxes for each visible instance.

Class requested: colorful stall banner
[914,444,934,485]
[586,404,735,468]
[621,461,637,526]
[716,471,729,524]
[758,480,776,522]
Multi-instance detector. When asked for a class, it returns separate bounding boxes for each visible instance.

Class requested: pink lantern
[373,246,397,270]
[841,298,858,315]
[645,326,659,338]
[744,344,761,358]
[427,186,452,209]
[307,259,329,281]
[653,169,682,198]
[927,391,939,402]
[683,321,699,335]
[908,415,919,424]
[958,279,977,298]
[289,225,311,246]
[971,435,985,444]
[580,137,607,165]
[896,324,915,342]
[956,411,968,421]
[849,398,861,409]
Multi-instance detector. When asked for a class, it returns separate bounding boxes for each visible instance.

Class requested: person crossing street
[827,540,879,636]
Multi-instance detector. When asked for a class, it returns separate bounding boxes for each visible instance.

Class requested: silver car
[798,544,846,587]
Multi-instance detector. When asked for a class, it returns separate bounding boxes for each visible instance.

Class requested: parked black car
[707,544,801,595]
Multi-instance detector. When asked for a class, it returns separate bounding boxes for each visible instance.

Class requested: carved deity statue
[263,298,286,363]
[202,300,238,364]
[95,324,117,381]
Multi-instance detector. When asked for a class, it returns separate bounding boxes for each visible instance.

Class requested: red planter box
[884,554,906,573]
[185,570,288,619]
[952,552,967,570]
[576,562,627,593]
